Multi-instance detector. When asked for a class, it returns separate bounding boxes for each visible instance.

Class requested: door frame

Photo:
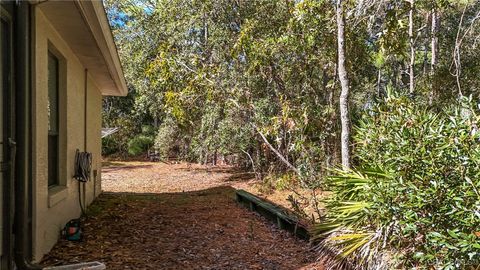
[0,3,15,270]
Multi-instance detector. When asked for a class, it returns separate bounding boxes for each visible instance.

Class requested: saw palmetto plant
[313,96,480,270]
[311,167,397,270]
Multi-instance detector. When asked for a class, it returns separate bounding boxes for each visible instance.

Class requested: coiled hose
[74,149,92,182]
[74,149,92,215]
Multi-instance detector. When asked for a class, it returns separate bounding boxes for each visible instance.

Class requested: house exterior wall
[32,9,103,261]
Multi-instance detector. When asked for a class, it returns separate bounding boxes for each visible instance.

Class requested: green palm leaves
[311,168,394,270]
[313,96,480,269]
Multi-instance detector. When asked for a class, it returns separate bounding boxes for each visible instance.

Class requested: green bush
[102,136,118,156]
[275,173,298,191]
[155,117,179,159]
[313,95,480,269]
[102,118,140,157]
[141,125,157,137]
[127,135,154,156]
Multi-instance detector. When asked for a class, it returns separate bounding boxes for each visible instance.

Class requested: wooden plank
[236,189,310,240]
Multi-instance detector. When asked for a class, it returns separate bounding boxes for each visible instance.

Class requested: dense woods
[103,0,480,268]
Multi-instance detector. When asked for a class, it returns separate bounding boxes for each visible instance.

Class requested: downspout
[84,69,97,199]
[84,69,87,152]
[13,1,41,269]
[76,69,89,216]
[83,69,88,212]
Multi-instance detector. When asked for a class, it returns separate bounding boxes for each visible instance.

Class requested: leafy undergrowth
[313,96,480,269]
[41,162,324,269]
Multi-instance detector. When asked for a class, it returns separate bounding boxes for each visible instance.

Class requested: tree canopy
[103,0,480,268]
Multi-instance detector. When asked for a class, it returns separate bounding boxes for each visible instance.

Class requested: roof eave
[75,1,127,97]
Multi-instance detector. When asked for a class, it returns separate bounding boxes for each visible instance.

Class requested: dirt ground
[41,161,325,269]
[101,161,325,218]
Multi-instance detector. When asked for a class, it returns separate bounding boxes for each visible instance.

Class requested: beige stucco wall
[32,9,103,261]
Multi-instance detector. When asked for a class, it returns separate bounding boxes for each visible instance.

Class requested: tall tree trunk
[213,149,217,165]
[408,0,415,94]
[377,69,382,98]
[422,10,429,76]
[453,5,468,97]
[336,0,351,169]
[431,8,437,75]
[429,7,438,104]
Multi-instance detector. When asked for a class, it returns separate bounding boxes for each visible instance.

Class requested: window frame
[47,51,60,187]
[44,40,68,190]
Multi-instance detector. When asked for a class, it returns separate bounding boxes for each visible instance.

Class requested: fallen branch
[241,150,261,180]
[254,126,301,176]
[228,98,301,176]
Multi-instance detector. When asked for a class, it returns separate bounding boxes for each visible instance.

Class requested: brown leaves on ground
[41,162,325,269]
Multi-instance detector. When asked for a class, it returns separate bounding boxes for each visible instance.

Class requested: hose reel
[74,149,92,182]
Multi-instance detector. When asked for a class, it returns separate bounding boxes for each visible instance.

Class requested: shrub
[102,136,118,156]
[275,173,298,191]
[313,95,480,269]
[155,117,179,159]
[127,135,154,156]
[256,173,298,194]
[141,125,157,137]
[102,118,140,157]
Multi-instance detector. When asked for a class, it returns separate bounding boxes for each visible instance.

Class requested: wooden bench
[235,189,310,240]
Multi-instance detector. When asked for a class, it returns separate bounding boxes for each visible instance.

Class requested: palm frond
[312,167,396,270]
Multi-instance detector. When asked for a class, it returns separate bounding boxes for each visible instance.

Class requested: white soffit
[38,1,127,96]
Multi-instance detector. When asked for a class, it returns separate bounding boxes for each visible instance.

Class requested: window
[48,52,59,187]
